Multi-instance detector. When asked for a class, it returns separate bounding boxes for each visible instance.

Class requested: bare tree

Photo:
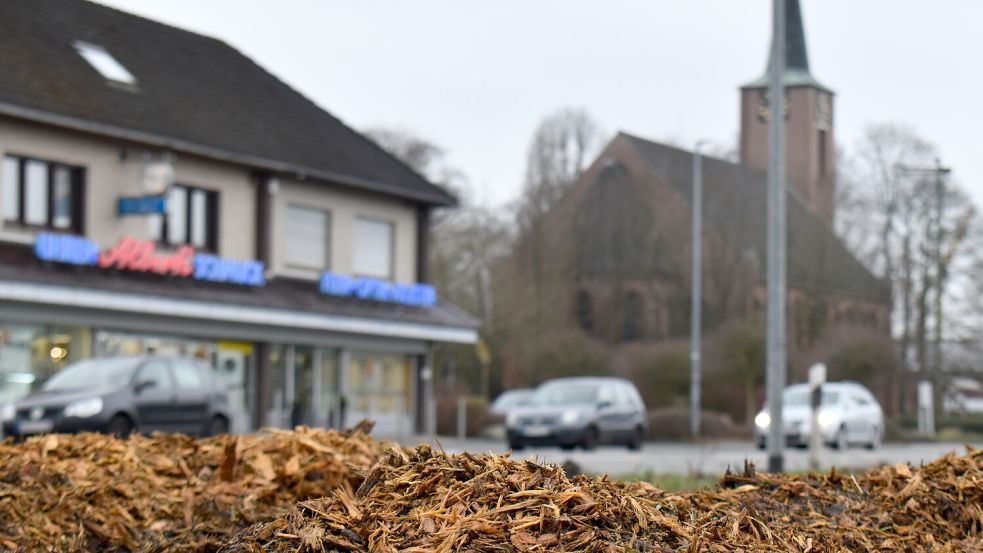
[514,108,605,299]
[837,123,977,415]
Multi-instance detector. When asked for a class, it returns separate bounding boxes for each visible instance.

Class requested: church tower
[739,0,835,225]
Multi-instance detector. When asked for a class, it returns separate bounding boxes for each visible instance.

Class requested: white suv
[754,381,884,450]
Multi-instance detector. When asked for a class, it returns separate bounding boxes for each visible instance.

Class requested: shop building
[0,0,478,435]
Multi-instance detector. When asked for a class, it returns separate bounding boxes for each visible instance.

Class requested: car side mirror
[134,379,156,393]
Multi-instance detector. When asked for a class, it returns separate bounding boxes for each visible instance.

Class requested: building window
[622,291,643,342]
[73,41,137,86]
[284,205,330,270]
[160,184,217,251]
[575,289,594,333]
[1,155,84,233]
[353,217,394,279]
[818,129,827,179]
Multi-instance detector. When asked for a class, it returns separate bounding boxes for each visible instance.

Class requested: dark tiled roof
[619,132,889,302]
[0,242,479,330]
[0,0,454,205]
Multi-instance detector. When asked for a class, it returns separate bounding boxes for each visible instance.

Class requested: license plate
[16,420,54,434]
[524,425,550,437]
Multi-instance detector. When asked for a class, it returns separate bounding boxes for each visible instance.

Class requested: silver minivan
[505,377,648,451]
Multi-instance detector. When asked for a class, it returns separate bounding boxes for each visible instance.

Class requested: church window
[622,291,643,342]
[818,129,827,179]
[575,289,594,333]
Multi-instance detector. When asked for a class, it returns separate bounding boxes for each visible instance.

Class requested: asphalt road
[397,436,980,476]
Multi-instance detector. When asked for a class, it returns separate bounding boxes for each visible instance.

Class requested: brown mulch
[0,425,980,552]
[223,445,983,553]
[0,421,384,552]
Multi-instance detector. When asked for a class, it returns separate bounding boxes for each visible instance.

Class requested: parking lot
[400,436,982,476]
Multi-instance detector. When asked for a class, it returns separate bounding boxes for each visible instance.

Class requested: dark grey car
[1,356,230,439]
[505,377,648,451]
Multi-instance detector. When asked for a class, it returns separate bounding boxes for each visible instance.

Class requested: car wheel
[106,414,134,439]
[866,426,881,450]
[508,439,524,451]
[832,426,848,450]
[626,426,644,451]
[581,426,599,451]
[559,443,576,451]
[756,438,766,450]
[206,415,229,437]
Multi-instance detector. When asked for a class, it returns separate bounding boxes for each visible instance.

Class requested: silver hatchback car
[505,377,648,451]
[754,381,884,450]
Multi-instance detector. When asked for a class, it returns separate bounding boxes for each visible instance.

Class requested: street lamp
[895,160,950,436]
[690,140,710,439]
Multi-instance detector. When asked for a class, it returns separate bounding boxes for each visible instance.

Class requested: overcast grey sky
[95,0,982,210]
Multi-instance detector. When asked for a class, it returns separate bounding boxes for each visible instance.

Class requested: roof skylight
[73,41,136,85]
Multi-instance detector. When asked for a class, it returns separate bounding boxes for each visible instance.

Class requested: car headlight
[754,412,771,428]
[1,403,14,422]
[817,410,835,428]
[64,397,103,418]
[506,412,521,427]
[561,410,582,425]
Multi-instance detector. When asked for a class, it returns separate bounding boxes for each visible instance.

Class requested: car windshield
[531,383,597,406]
[783,388,840,406]
[492,390,532,409]
[42,358,142,391]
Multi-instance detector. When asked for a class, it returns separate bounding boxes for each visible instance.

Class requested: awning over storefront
[0,242,478,347]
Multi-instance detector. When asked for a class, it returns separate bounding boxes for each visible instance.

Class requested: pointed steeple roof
[741,0,832,92]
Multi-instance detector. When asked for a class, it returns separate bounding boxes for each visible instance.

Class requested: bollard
[457,397,467,440]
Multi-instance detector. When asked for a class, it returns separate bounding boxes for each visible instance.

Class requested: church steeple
[742,0,830,92]
[738,0,836,226]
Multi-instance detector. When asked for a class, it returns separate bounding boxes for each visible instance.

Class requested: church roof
[741,0,832,93]
[616,132,888,302]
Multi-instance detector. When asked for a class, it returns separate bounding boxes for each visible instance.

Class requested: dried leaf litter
[0,426,980,552]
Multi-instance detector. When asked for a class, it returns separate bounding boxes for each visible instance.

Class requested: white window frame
[283,204,331,271]
[353,216,394,280]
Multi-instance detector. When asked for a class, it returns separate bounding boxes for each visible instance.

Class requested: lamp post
[690,140,710,439]
[896,160,950,433]
[765,0,787,473]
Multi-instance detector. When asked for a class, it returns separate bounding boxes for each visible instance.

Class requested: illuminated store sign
[35,233,265,286]
[318,271,436,307]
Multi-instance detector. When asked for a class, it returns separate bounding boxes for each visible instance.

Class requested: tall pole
[896,161,950,429]
[765,0,787,473]
[932,158,946,423]
[690,142,708,439]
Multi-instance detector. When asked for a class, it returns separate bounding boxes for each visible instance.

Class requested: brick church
[510,0,892,393]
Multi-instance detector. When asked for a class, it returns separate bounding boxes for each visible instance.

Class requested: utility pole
[765,0,787,473]
[690,140,709,439]
[896,160,950,426]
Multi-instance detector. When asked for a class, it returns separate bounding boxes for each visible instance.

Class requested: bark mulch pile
[1,426,980,552]
[0,422,384,552]
[224,445,983,553]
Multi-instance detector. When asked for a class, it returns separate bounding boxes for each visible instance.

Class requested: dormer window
[73,41,136,86]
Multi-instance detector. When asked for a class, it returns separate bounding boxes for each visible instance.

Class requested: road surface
[396,436,980,476]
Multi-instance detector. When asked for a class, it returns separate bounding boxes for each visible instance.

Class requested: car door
[595,384,619,442]
[170,359,210,435]
[845,391,867,443]
[853,390,878,440]
[133,359,178,433]
[609,384,636,441]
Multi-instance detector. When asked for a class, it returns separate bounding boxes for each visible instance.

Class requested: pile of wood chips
[1,425,980,553]
[225,445,983,553]
[0,422,384,552]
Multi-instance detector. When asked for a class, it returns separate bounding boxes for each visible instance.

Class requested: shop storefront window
[263,345,287,428]
[347,352,410,436]
[0,323,91,404]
